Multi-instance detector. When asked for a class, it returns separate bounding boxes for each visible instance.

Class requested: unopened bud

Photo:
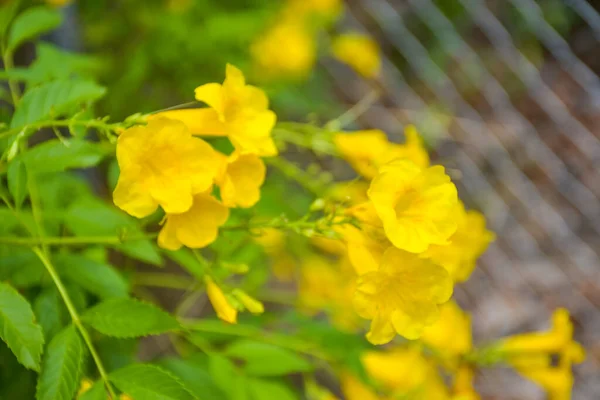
[232,289,264,315]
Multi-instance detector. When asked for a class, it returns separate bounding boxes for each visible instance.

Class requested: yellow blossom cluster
[250,0,381,80]
[331,126,494,344]
[113,64,271,323]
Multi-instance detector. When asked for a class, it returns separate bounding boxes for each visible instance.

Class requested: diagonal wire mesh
[326,1,600,398]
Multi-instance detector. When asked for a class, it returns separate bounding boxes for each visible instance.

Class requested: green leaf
[109,364,198,400]
[36,325,85,400]
[95,337,138,372]
[247,378,297,400]
[0,0,20,39]
[64,198,162,266]
[78,380,107,400]
[7,6,62,53]
[26,42,102,85]
[82,298,180,338]
[157,354,226,400]
[208,354,247,400]
[0,282,44,371]
[33,288,65,342]
[54,253,129,299]
[21,139,109,174]
[10,79,106,128]
[225,340,311,377]
[7,158,28,208]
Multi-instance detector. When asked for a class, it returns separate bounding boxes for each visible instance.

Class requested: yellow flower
[340,372,380,400]
[46,0,72,7]
[254,228,296,281]
[332,33,381,78]
[150,109,226,136]
[194,64,277,156]
[251,20,316,80]
[341,201,390,275]
[423,202,495,282]
[367,159,458,253]
[353,247,453,344]
[421,301,472,362]
[158,193,229,250]
[333,126,429,180]
[215,151,266,208]
[77,378,93,397]
[501,309,585,400]
[452,366,480,400]
[299,256,360,331]
[113,117,219,218]
[204,276,237,323]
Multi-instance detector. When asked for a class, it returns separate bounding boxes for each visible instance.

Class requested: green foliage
[109,364,198,400]
[82,298,180,338]
[36,326,85,400]
[10,79,106,128]
[7,158,28,208]
[54,253,129,299]
[0,282,45,371]
[21,139,109,174]
[6,6,62,53]
[225,340,312,377]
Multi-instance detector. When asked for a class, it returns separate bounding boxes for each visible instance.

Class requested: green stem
[265,157,330,196]
[33,247,117,399]
[2,49,20,105]
[0,119,123,141]
[0,233,158,246]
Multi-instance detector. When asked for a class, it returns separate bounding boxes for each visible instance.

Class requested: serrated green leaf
[21,139,109,174]
[26,42,102,85]
[36,325,85,400]
[96,337,138,372]
[0,282,44,371]
[54,253,129,299]
[33,288,65,342]
[82,298,180,338]
[225,340,311,377]
[157,354,226,400]
[7,158,27,208]
[248,378,297,400]
[110,364,198,400]
[7,6,61,53]
[64,198,162,266]
[78,380,107,400]
[10,79,106,128]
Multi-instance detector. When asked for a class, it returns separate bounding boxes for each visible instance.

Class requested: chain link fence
[325,1,600,398]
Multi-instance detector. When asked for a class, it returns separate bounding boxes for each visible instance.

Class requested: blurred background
[22,0,600,398]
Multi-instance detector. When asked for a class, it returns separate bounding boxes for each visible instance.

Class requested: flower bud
[204,276,237,324]
[232,289,265,315]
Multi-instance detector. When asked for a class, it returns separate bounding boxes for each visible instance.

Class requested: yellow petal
[151,109,226,136]
[194,83,225,120]
[157,193,230,250]
[217,152,266,208]
[113,173,158,218]
[366,311,396,345]
[205,276,237,323]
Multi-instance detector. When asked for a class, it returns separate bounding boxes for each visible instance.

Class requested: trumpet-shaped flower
[150,108,226,136]
[501,309,585,400]
[205,276,237,323]
[423,201,495,282]
[251,20,316,80]
[367,159,458,253]
[113,118,220,218]
[334,126,429,180]
[421,301,472,361]
[194,64,277,156]
[353,247,453,343]
[332,33,381,78]
[341,201,390,275]
[215,151,266,208]
[158,193,229,250]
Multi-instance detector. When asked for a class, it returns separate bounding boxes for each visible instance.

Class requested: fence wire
[327,1,600,398]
